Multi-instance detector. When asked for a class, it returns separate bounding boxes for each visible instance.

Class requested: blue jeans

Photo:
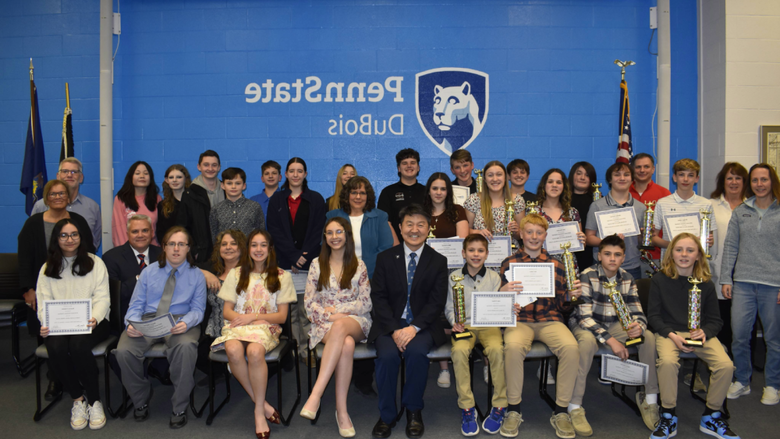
[624,266,642,281]
[731,281,780,388]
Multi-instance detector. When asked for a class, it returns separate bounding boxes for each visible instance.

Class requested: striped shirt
[572,264,647,343]
[653,192,717,260]
[499,248,572,323]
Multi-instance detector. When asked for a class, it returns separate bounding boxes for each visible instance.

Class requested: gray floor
[0,330,773,439]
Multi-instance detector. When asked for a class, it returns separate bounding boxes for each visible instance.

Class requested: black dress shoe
[44,380,62,401]
[406,409,424,438]
[372,417,396,438]
[134,404,149,422]
[170,411,187,429]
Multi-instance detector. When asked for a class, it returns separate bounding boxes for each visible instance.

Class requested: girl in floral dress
[300,217,371,438]
[211,230,296,439]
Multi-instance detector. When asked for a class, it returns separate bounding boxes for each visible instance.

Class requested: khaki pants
[656,333,734,410]
[504,321,579,407]
[452,326,507,409]
[570,322,659,405]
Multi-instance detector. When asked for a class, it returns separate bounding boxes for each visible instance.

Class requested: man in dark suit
[102,214,161,325]
[369,204,448,439]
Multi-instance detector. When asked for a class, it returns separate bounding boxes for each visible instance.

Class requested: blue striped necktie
[405,252,417,324]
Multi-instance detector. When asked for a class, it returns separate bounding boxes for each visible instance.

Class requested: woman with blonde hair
[327,164,357,211]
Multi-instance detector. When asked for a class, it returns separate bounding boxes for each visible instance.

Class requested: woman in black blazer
[266,157,326,358]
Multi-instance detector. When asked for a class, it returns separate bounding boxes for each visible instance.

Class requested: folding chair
[0,253,35,377]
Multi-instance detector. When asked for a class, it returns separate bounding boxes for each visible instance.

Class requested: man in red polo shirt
[629,153,671,263]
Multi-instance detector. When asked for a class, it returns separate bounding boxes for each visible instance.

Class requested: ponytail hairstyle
[44,218,94,278]
[237,229,281,294]
[161,164,192,218]
[317,217,359,291]
[660,232,711,281]
[282,157,309,192]
[478,161,511,233]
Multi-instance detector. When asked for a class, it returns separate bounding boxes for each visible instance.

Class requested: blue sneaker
[461,408,479,436]
[700,411,740,439]
[650,412,677,439]
[482,406,505,434]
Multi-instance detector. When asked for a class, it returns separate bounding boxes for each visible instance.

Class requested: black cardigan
[266,187,326,271]
[18,211,95,293]
[177,184,213,263]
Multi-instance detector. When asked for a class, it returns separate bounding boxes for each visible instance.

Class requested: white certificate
[470,292,516,327]
[486,235,513,267]
[594,207,641,238]
[427,237,465,269]
[128,313,176,338]
[509,263,555,297]
[44,299,92,336]
[663,212,701,240]
[544,222,584,255]
[452,185,470,206]
[600,354,649,386]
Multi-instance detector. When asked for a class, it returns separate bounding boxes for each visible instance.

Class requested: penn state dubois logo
[416,68,489,156]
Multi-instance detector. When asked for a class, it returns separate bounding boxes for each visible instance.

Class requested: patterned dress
[210,267,297,352]
[536,205,582,273]
[463,192,526,264]
[304,258,372,348]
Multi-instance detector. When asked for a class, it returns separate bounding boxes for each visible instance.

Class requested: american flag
[616,79,633,163]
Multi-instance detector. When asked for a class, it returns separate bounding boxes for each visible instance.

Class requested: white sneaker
[483,365,489,384]
[537,364,555,385]
[70,400,88,430]
[761,386,780,405]
[88,401,107,430]
[437,369,451,388]
[726,381,751,399]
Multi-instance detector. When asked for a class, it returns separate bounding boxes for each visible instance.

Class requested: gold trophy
[683,277,704,347]
[640,250,660,278]
[526,200,540,215]
[505,199,517,251]
[592,183,602,201]
[561,242,582,305]
[450,274,472,340]
[474,169,484,194]
[699,208,713,259]
[639,201,656,250]
[603,280,644,346]
[427,225,436,240]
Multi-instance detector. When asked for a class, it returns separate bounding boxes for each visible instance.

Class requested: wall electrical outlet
[113,13,121,35]
[649,7,657,29]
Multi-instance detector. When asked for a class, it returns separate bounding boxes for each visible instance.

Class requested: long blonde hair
[479,161,511,233]
[660,232,711,281]
[329,164,357,211]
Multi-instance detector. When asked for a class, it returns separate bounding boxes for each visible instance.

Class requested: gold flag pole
[62,83,72,159]
[614,59,636,81]
[29,59,35,143]
[65,83,71,110]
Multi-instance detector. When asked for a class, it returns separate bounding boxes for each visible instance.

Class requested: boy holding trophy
[445,234,506,436]
[569,235,660,435]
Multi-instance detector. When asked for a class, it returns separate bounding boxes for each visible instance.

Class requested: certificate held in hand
[44,299,93,336]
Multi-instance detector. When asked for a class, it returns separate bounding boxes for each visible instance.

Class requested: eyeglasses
[48,191,68,199]
[349,191,367,197]
[59,232,80,241]
[165,242,190,249]
[59,170,81,176]
[324,230,345,237]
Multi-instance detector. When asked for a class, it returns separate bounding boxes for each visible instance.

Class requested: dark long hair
[317,217,359,291]
[282,157,309,191]
[339,176,376,214]
[43,219,94,278]
[209,229,248,276]
[161,164,192,218]
[569,162,597,195]
[423,172,459,223]
[536,168,574,221]
[116,161,159,212]
[238,230,281,294]
[710,162,748,199]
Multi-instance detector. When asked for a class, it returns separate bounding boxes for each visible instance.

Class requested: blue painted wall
[0,0,698,252]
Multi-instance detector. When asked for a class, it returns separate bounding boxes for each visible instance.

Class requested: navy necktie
[138,254,146,270]
[405,252,417,324]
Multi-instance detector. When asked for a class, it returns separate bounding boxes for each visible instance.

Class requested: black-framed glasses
[48,191,68,199]
[166,242,189,249]
[59,232,80,241]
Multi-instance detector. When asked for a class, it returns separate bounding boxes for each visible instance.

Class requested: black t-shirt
[521,191,537,204]
[377,181,426,240]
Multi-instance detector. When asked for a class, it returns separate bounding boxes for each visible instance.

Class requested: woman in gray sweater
[720,163,780,405]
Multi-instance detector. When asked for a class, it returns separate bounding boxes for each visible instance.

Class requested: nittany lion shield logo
[416,68,489,156]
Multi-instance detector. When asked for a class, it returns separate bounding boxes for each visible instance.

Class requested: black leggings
[44,319,110,403]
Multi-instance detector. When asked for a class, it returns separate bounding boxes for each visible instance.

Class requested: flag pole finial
[614,60,636,81]
[29,58,34,81]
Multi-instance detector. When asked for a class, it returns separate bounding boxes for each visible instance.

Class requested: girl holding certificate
[423,172,468,239]
[211,230,297,439]
[36,218,110,430]
[464,161,525,254]
[300,217,372,437]
[535,168,586,271]
[721,163,780,405]
[646,233,738,439]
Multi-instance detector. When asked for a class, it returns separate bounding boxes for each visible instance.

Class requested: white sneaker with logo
[70,400,88,430]
[726,381,750,400]
[88,401,107,430]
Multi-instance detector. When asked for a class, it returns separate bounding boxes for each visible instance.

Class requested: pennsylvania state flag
[20,81,47,216]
